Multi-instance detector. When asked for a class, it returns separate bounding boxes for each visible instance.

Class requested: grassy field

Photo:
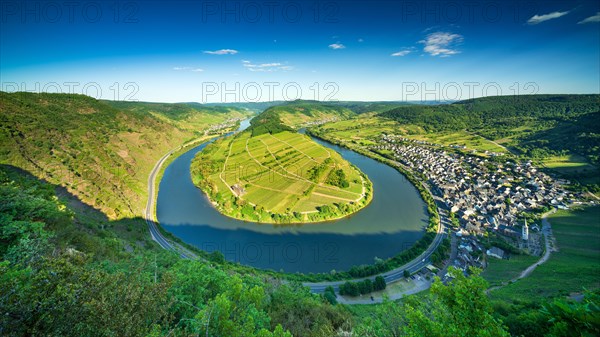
[482,254,539,287]
[489,206,600,302]
[191,131,372,223]
[540,154,597,174]
[314,116,422,145]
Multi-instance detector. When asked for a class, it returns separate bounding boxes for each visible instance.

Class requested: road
[304,203,449,293]
[516,208,556,279]
[144,142,202,259]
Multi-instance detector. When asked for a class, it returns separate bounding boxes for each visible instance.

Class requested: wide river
[157,118,428,273]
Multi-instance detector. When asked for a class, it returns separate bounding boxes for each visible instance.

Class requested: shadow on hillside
[1,164,161,255]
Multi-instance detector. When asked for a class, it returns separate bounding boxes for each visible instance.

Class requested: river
[156,118,428,273]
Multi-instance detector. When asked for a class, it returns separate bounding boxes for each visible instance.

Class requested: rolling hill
[0,92,250,219]
[254,100,355,129]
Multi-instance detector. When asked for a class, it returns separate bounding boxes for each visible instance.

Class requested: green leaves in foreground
[541,292,600,337]
[355,268,510,337]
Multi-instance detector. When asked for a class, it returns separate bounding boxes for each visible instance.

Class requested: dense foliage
[339,276,387,297]
[248,108,295,136]
[0,166,351,336]
[354,268,511,337]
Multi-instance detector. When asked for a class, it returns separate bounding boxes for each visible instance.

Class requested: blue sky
[1,0,599,102]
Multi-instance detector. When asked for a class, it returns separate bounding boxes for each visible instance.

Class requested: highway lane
[144,145,195,259]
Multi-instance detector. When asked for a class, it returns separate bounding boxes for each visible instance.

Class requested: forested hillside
[246,100,356,136]
[264,101,354,128]
[247,107,295,136]
[380,95,600,167]
[0,92,248,219]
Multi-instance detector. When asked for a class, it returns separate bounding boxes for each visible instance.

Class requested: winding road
[144,142,202,259]
[144,130,449,294]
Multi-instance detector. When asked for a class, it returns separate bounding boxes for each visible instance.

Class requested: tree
[359,279,373,295]
[403,270,411,278]
[0,254,172,337]
[196,275,291,337]
[267,283,350,337]
[323,286,337,305]
[208,250,226,264]
[541,291,600,337]
[355,267,510,337]
[339,281,360,297]
[374,276,387,291]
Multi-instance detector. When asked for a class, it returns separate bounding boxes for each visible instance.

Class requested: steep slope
[103,100,246,133]
[0,92,249,219]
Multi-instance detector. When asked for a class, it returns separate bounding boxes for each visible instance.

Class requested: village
[204,117,246,135]
[373,134,579,275]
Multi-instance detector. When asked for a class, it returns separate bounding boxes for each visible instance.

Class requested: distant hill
[246,100,356,136]
[0,92,249,218]
[103,100,247,131]
[380,94,600,168]
[201,101,283,113]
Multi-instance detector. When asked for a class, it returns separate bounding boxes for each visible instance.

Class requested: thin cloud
[203,49,239,55]
[420,32,463,57]
[391,48,413,57]
[173,67,204,72]
[329,43,346,50]
[578,12,600,24]
[242,61,292,72]
[527,11,570,25]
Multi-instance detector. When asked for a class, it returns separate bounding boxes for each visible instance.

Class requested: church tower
[522,218,529,241]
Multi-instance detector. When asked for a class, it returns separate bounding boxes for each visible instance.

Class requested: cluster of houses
[299,117,340,128]
[205,117,245,135]
[374,134,578,269]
